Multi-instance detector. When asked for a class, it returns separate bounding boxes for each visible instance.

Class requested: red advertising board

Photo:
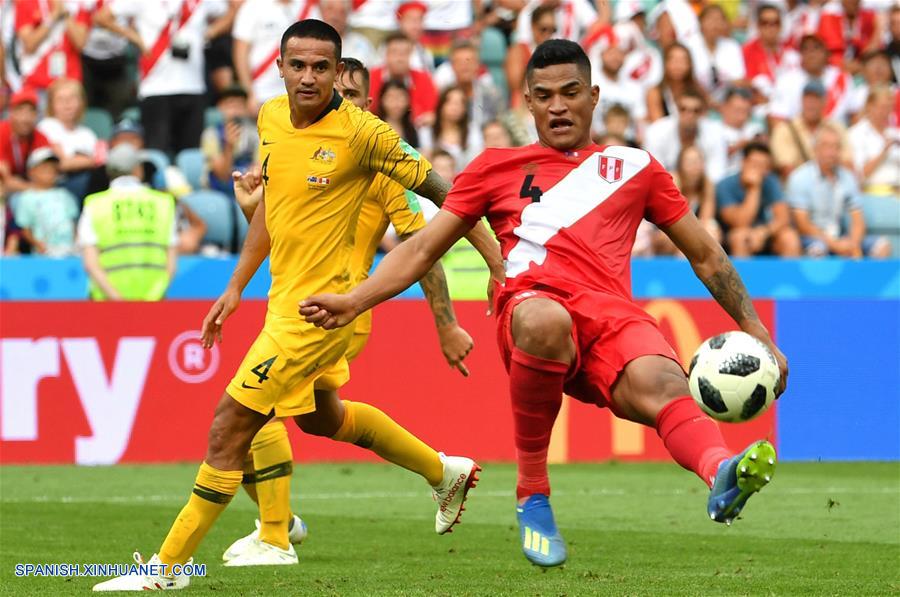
[0,299,775,464]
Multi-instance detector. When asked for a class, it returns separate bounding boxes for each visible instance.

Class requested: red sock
[509,347,568,499]
[655,396,731,488]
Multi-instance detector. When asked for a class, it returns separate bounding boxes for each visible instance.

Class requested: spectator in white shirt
[320,0,375,65]
[94,0,229,156]
[643,88,728,182]
[686,4,747,104]
[720,86,766,173]
[769,33,854,125]
[788,123,891,258]
[433,40,504,132]
[589,29,647,139]
[514,0,599,52]
[422,0,478,65]
[848,50,896,120]
[37,78,100,201]
[348,0,398,47]
[848,85,900,197]
[232,0,319,113]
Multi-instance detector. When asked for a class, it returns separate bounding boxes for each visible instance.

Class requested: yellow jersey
[258,92,431,317]
[349,177,426,334]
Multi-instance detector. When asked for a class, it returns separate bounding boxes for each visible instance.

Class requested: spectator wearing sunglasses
[644,87,728,182]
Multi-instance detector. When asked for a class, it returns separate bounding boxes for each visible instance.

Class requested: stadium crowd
[1,0,898,264]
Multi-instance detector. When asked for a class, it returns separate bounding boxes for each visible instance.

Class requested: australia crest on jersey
[597,155,623,183]
[311,146,336,164]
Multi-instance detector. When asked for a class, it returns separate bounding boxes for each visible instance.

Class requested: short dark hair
[756,3,780,21]
[450,38,477,55]
[340,57,370,95]
[526,39,591,83]
[679,86,707,108]
[280,19,341,60]
[384,32,412,47]
[861,49,890,64]
[743,141,771,159]
[799,33,825,51]
[604,103,630,121]
[531,5,555,25]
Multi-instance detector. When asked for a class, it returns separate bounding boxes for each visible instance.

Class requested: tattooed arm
[399,232,474,376]
[664,211,789,394]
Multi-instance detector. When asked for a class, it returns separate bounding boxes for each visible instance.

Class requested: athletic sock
[655,396,731,488]
[509,347,568,500]
[241,452,259,504]
[251,420,294,550]
[331,400,443,486]
[159,462,241,573]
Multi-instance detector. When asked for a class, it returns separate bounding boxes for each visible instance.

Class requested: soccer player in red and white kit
[301,40,789,568]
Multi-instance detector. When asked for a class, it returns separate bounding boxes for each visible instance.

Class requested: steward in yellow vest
[79,144,177,300]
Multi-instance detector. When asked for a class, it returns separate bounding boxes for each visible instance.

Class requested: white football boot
[92,552,190,591]
[222,538,298,567]
[222,515,307,562]
[432,453,481,534]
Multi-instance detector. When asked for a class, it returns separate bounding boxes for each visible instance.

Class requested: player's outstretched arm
[201,198,270,347]
[663,212,789,395]
[399,232,474,376]
[415,170,506,298]
[301,210,472,330]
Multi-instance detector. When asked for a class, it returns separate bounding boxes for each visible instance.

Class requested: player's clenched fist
[299,294,358,329]
[201,288,241,348]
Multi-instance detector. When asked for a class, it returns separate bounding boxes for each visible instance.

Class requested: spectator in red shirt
[14,0,90,93]
[817,0,881,72]
[369,33,438,128]
[0,88,50,193]
[743,4,800,109]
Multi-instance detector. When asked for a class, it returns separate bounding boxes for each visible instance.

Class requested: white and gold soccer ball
[688,331,780,423]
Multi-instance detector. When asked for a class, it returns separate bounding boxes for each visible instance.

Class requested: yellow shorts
[314,315,371,390]
[227,311,353,418]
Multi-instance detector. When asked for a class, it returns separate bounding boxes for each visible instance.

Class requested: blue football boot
[708,440,777,525]
[516,494,567,567]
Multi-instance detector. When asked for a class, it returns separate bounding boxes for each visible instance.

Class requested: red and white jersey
[515,0,598,46]
[110,0,215,98]
[442,144,689,305]
[232,0,319,103]
[14,0,91,91]
[770,64,854,123]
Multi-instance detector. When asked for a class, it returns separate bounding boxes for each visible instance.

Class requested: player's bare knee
[511,298,575,361]
[615,357,689,424]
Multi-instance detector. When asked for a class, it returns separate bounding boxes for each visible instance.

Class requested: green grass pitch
[1,461,898,596]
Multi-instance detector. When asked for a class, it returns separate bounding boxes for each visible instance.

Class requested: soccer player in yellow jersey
[219,57,478,566]
[93,20,503,591]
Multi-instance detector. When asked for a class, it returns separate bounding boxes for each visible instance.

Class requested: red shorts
[497,286,681,408]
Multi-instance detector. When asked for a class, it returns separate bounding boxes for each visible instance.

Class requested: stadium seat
[82,108,114,140]
[205,106,224,128]
[180,189,243,251]
[861,195,900,258]
[139,148,170,175]
[175,148,206,191]
[480,27,509,103]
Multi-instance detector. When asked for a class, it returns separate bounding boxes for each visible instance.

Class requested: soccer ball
[688,331,780,423]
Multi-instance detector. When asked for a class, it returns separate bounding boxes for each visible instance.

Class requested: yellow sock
[332,400,443,486]
[241,452,258,504]
[159,462,241,573]
[252,420,293,550]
